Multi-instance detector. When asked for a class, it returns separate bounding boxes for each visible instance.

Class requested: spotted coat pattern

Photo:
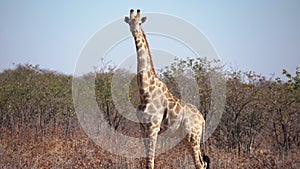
[124,9,207,169]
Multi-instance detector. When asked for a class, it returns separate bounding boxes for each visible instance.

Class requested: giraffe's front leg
[143,123,160,169]
[144,135,156,169]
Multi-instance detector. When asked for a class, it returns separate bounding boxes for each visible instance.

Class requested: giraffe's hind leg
[183,133,206,169]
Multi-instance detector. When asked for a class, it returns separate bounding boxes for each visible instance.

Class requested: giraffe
[124,9,209,169]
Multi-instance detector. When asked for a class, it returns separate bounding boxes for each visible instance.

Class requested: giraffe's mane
[141,28,157,76]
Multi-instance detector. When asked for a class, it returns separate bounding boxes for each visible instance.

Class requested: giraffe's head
[124,9,147,36]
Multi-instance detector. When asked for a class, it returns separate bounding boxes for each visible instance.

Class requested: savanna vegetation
[0,58,299,168]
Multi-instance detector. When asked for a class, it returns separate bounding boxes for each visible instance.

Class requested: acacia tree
[0,64,74,137]
[217,70,265,154]
[95,67,135,132]
[162,57,224,118]
[261,68,300,157]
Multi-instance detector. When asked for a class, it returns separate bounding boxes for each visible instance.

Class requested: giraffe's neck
[134,29,156,75]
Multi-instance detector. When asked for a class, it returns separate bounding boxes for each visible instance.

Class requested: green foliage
[162,59,299,157]
[0,60,299,167]
[0,64,74,134]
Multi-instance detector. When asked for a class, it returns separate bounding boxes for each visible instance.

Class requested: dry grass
[0,127,299,169]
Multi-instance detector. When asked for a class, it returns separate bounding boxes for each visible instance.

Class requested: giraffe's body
[125,9,208,169]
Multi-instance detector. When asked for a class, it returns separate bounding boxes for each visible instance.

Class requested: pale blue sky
[0,0,299,77]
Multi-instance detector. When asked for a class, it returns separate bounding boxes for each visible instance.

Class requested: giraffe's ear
[124,17,130,23]
[141,17,147,23]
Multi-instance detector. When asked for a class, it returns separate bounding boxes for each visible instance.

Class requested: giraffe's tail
[203,154,210,169]
[201,117,210,168]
